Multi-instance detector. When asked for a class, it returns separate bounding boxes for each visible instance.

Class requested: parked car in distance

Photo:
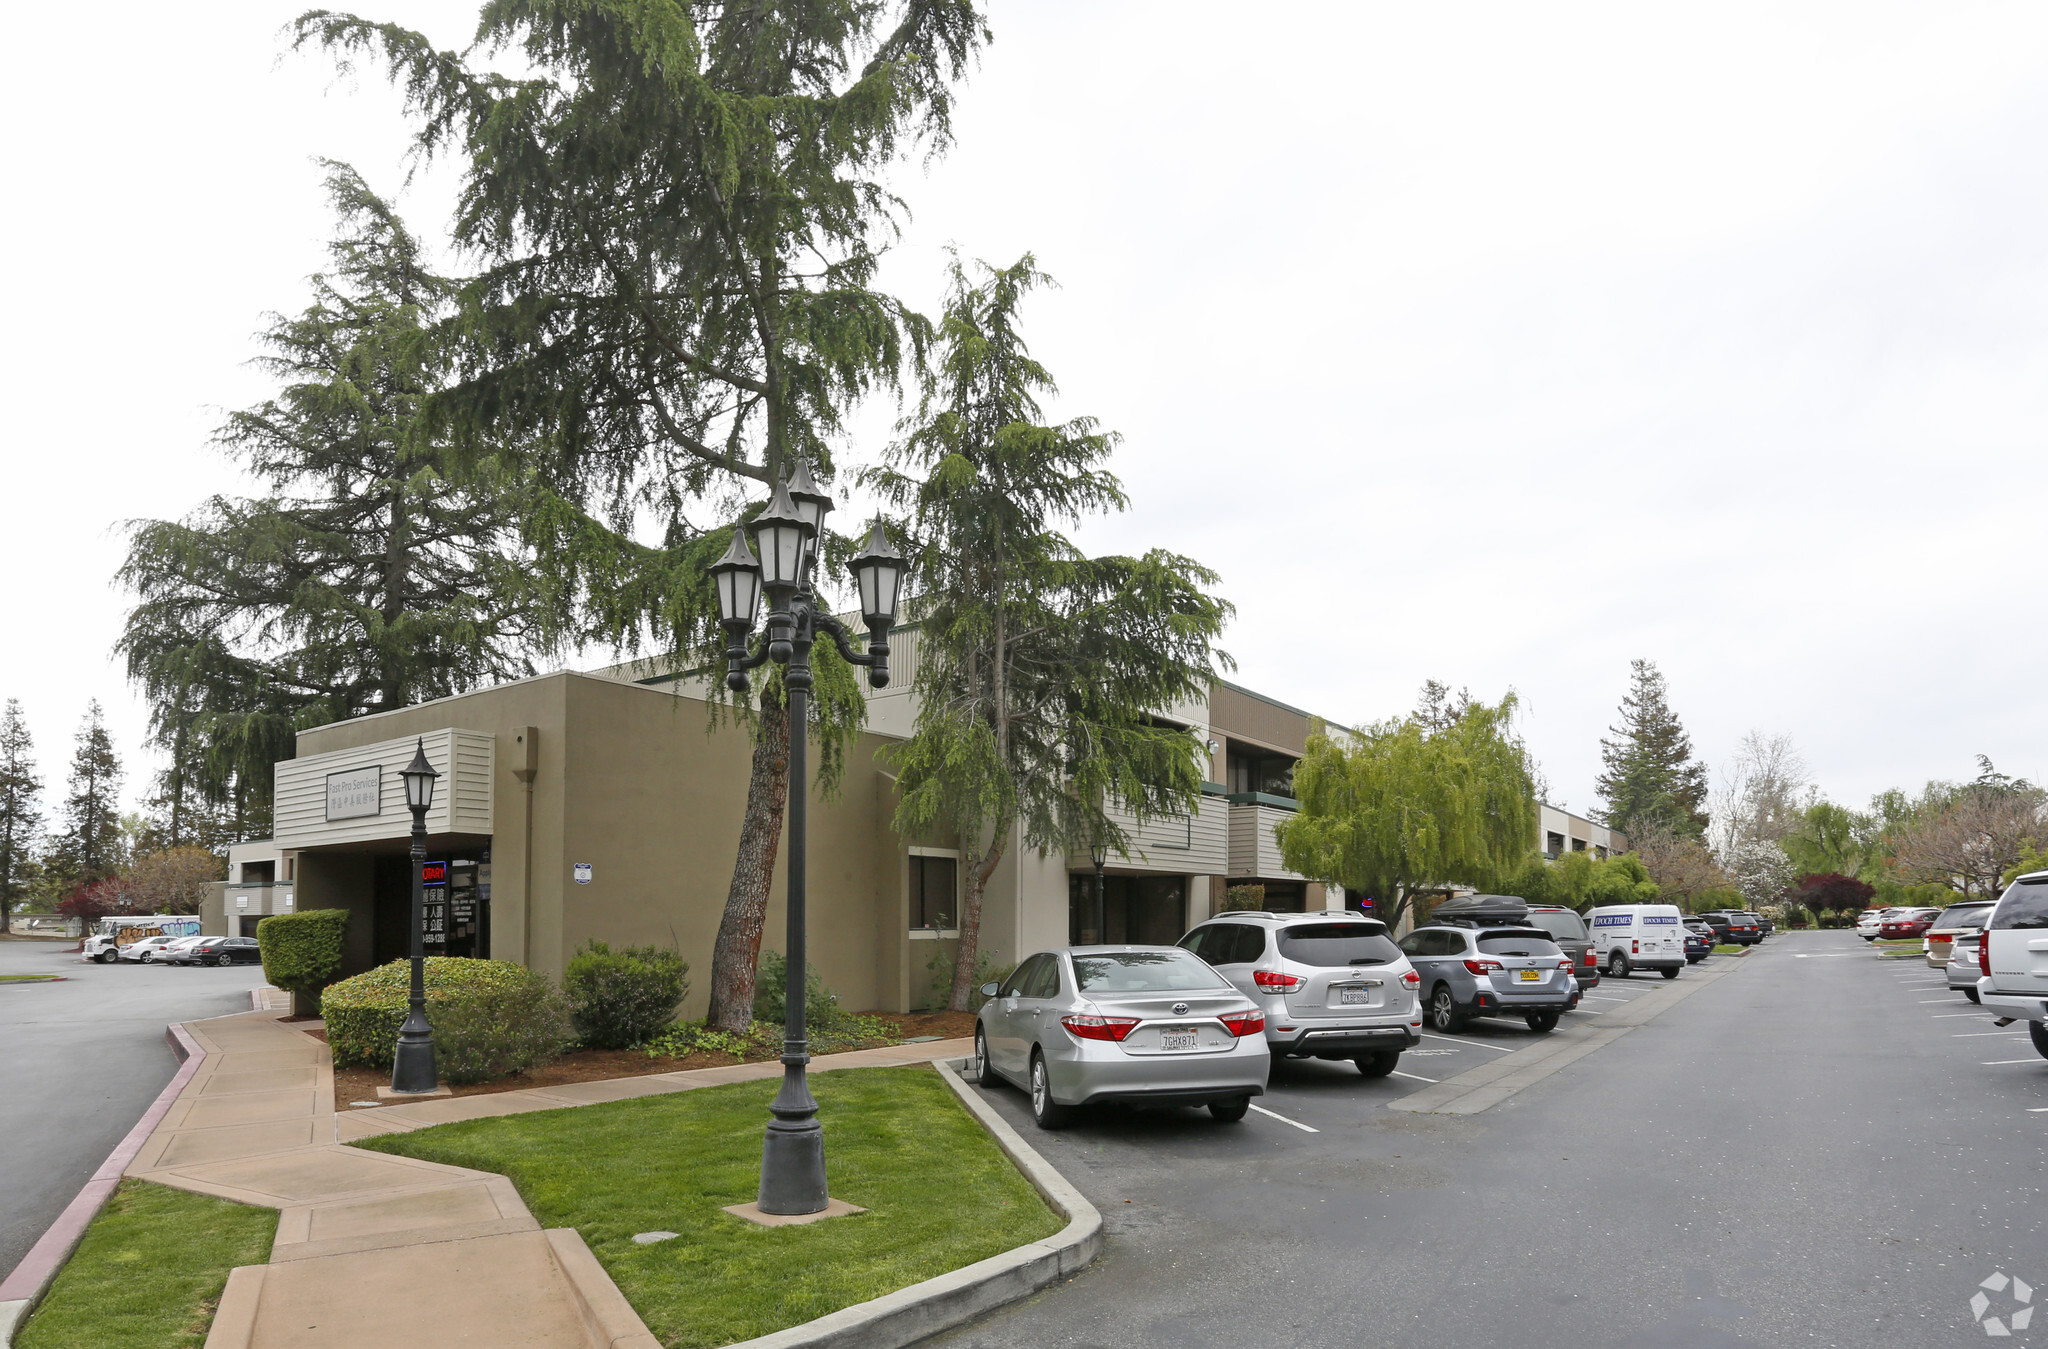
[1926,901,1995,969]
[1948,930,1985,1002]
[1714,911,1763,946]
[1588,904,1688,976]
[1856,908,1896,942]
[971,946,1271,1128]
[1754,912,1776,937]
[152,936,212,966]
[1974,873,2048,1060]
[175,936,263,967]
[1177,912,1421,1078]
[1878,907,1941,940]
[117,936,185,964]
[1682,920,1713,963]
[1396,923,1576,1033]
[1521,903,1601,989]
[1696,912,1734,946]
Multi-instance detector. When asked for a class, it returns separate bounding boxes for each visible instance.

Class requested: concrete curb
[721,1058,1103,1349]
[0,1021,209,1345]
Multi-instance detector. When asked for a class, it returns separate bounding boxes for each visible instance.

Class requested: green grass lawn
[352,1065,1059,1348]
[1711,944,1746,955]
[0,974,59,983]
[16,1180,276,1349]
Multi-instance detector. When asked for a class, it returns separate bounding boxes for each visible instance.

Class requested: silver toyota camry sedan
[969,945,1271,1128]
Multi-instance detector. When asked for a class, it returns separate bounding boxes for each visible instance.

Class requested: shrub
[563,939,689,1049]
[258,908,349,1012]
[1219,884,1266,912]
[753,949,844,1030]
[924,945,1015,1013]
[323,957,574,1083]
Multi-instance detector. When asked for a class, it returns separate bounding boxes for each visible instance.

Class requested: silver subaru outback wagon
[1398,923,1576,1033]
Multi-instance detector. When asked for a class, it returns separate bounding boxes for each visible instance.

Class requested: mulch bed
[308,1009,977,1110]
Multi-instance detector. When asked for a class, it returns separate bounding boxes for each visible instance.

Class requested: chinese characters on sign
[324,766,382,821]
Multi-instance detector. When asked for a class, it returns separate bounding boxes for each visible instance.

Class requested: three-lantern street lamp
[391,738,441,1095]
[710,460,905,1216]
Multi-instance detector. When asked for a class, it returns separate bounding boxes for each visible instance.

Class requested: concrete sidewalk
[124,1002,971,1348]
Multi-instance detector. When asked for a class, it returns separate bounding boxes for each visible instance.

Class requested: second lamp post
[391,738,441,1095]
[710,461,905,1215]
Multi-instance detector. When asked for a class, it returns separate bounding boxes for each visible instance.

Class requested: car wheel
[138,952,152,964]
[971,1027,1000,1087]
[1355,1051,1399,1079]
[1209,1096,1251,1122]
[1527,1012,1559,1033]
[1660,966,1680,980]
[1965,987,1981,1004]
[2031,1022,2048,1062]
[1428,985,1464,1033]
[97,951,116,964]
[217,953,235,968]
[1608,951,1629,978]
[1028,1052,1072,1129]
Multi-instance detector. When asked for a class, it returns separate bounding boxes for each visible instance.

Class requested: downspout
[513,728,538,967]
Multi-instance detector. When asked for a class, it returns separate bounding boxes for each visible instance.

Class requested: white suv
[1975,873,2048,1059]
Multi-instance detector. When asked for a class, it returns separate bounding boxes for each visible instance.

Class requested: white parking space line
[1389,1070,1439,1084]
[1932,1013,1993,1019]
[2029,1108,2048,1113]
[1419,1033,1513,1051]
[1956,1031,2031,1038]
[1982,1059,2043,1065]
[1580,995,1628,1002]
[1248,1102,1319,1132]
[1919,998,1961,1003]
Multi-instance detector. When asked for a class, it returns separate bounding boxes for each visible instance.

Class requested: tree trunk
[948,826,1009,1011]
[705,690,792,1032]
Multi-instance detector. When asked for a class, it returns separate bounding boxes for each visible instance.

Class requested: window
[1226,749,1298,798]
[1072,950,1229,993]
[909,854,958,929]
[1276,923,1402,968]
[1476,932,1562,957]
[1992,882,2048,930]
[1545,832,1565,859]
[1525,910,1588,941]
[999,955,1043,998]
[1024,956,1063,999]
[1570,838,1588,852]
[1935,905,1992,929]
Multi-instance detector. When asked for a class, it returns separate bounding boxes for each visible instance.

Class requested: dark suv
[1521,903,1600,990]
[1682,918,1714,963]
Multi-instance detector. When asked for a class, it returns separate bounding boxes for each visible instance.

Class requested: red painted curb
[0,1021,208,1307]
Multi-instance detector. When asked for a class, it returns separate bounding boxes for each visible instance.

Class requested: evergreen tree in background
[118,166,552,832]
[0,700,42,932]
[45,702,124,891]
[297,0,988,1028]
[1595,659,1709,840]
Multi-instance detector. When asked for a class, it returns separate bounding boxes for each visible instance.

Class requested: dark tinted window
[1525,910,1587,941]
[1276,923,1402,968]
[1476,931,1562,957]
[1221,925,1267,964]
[999,955,1042,998]
[909,854,957,928]
[1025,956,1063,999]
[1934,906,1989,928]
[1992,881,2048,931]
[1072,950,1229,992]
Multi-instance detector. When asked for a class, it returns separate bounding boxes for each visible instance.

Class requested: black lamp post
[711,464,905,1215]
[1090,839,1108,945]
[390,739,440,1094]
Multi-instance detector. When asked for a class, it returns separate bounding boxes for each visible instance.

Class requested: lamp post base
[756,1061,828,1215]
[391,1014,438,1096]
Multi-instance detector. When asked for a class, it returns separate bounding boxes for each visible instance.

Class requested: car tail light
[1060,1015,1140,1042]
[1400,970,1421,987]
[1982,935,1993,977]
[1218,1009,1266,1037]
[1557,960,1571,971]
[1631,940,1639,954]
[1583,949,1597,965]
[1463,958,1503,975]
[1253,969,1304,991]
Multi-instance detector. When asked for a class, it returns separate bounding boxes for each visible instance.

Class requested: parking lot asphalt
[0,939,266,1279]
[935,932,2048,1349]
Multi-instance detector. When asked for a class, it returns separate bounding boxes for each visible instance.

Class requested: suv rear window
[1525,910,1587,941]
[1991,881,2048,931]
[1476,931,1561,957]
[1932,907,1988,927]
[1073,950,1230,992]
[1276,923,1402,968]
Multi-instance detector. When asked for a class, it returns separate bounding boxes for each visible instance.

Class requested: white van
[1585,904,1686,979]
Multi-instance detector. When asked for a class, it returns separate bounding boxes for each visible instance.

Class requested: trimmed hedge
[323,958,574,1083]
[257,908,349,1000]
[563,940,688,1049]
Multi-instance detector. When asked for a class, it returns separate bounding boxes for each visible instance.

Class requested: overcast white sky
[5,1,2048,823]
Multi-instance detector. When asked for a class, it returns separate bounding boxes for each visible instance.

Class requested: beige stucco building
[245,647,1366,1016]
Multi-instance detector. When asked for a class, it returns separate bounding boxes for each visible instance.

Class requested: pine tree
[298,0,987,1026]
[1595,659,1710,840]
[118,166,553,822]
[0,700,42,932]
[871,255,1232,1009]
[46,702,124,890]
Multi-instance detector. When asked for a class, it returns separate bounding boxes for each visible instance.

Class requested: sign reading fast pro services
[324,766,383,821]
